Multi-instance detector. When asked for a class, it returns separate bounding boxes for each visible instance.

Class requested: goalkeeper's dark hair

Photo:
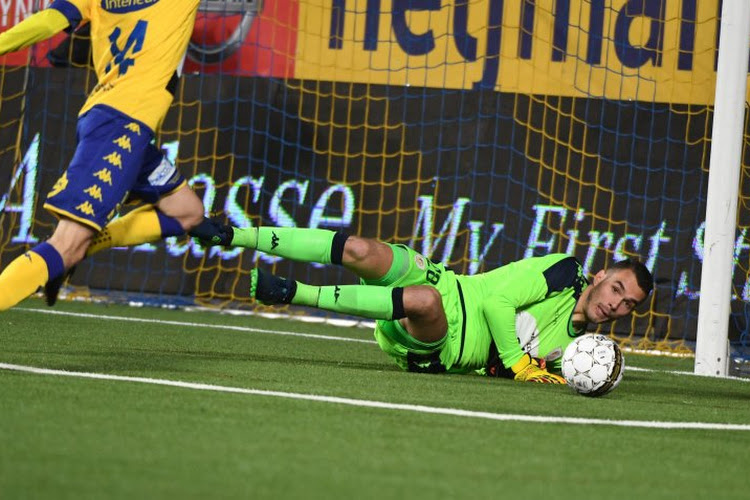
[608,259,654,300]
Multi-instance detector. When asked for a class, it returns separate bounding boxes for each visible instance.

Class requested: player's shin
[0,242,63,310]
[251,227,347,265]
[250,268,404,321]
[307,283,404,320]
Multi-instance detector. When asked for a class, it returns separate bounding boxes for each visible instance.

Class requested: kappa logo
[333,285,341,303]
[112,135,132,152]
[75,201,96,216]
[102,152,123,169]
[48,172,69,198]
[125,122,141,135]
[84,185,104,202]
[270,231,279,250]
[93,168,113,186]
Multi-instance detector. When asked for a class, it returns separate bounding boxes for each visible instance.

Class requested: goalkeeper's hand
[510,354,566,384]
[189,217,234,247]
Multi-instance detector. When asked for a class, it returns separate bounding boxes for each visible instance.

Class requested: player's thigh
[374,319,445,372]
[361,243,447,288]
[44,107,152,232]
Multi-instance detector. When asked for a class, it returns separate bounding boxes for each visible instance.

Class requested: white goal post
[695,0,750,376]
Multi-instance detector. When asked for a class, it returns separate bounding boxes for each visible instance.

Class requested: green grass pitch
[1,299,749,499]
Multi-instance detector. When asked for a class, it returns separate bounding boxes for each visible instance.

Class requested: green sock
[231,227,258,248]
[235,227,337,264]
[292,282,398,321]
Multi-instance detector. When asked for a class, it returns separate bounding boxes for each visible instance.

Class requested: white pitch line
[625,365,750,382]
[1,362,748,431]
[16,307,376,344]
[14,307,750,382]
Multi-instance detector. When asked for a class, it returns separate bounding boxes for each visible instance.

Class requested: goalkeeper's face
[584,269,647,323]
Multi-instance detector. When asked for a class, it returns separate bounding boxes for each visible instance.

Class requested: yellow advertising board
[295,0,740,104]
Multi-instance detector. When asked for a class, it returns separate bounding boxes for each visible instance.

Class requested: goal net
[1,0,748,357]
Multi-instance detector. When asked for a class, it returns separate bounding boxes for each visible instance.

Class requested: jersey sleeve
[50,0,90,31]
[481,255,584,369]
[0,8,70,55]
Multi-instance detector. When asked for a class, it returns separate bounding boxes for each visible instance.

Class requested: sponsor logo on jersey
[414,254,426,270]
[102,0,160,14]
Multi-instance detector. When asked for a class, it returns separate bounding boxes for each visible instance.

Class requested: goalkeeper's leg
[250,268,447,344]
[192,222,395,281]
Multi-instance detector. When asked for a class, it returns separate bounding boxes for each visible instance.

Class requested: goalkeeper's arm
[0,9,70,56]
[482,291,566,384]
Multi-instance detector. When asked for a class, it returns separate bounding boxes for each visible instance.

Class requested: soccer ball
[561,334,624,397]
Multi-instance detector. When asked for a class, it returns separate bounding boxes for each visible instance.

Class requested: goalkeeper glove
[510,354,566,384]
[189,217,234,246]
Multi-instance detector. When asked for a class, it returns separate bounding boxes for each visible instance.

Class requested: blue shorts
[44,105,186,231]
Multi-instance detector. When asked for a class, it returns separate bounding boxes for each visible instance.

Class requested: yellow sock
[0,250,51,310]
[86,205,163,257]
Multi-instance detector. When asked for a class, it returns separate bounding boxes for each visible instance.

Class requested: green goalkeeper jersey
[372,249,589,373]
[453,253,588,372]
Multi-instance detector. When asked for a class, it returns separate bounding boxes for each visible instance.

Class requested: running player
[190,219,654,383]
[0,0,204,310]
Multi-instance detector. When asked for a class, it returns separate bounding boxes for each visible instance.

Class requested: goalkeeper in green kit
[191,219,653,383]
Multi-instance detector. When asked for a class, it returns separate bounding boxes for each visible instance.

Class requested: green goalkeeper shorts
[367,244,472,374]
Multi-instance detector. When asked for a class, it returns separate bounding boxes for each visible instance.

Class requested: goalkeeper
[0,0,205,311]
[191,220,653,383]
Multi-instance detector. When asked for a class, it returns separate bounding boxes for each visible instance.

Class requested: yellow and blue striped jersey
[51,0,200,133]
